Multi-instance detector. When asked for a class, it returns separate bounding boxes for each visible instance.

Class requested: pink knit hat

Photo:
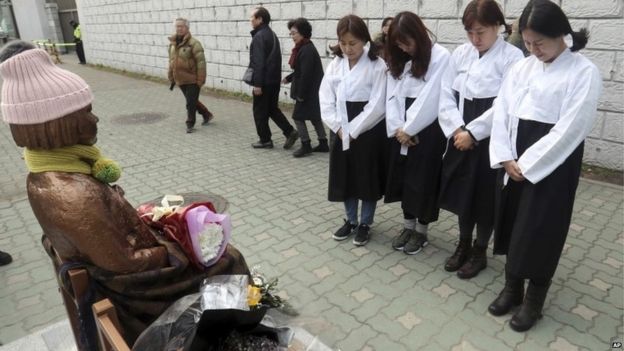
[0,48,93,125]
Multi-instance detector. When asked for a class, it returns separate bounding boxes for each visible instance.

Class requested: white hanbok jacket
[386,43,450,139]
[489,49,602,184]
[319,47,387,150]
[438,36,524,140]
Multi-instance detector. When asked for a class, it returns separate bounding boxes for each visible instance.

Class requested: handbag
[242,67,254,85]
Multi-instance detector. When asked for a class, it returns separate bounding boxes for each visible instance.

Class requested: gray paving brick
[459,306,505,337]
[399,319,441,350]
[548,305,593,332]
[495,325,527,349]
[431,317,472,350]
[551,287,583,311]
[461,327,518,351]
[364,334,409,351]
[0,322,27,345]
[349,294,390,323]
[557,324,605,350]
[578,293,622,321]
[335,324,377,351]
[321,306,363,336]
[588,313,621,343]
[365,311,411,341]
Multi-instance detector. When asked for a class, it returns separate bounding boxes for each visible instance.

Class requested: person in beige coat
[168,18,213,133]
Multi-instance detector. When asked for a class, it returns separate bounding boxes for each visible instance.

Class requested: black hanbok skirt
[328,101,389,202]
[439,96,496,226]
[493,118,584,281]
[384,97,446,223]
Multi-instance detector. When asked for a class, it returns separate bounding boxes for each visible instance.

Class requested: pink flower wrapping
[185,205,232,267]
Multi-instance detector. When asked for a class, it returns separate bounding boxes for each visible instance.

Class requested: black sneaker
[333,219,356,241]
[353,224,370,246]
[0,251,12,266]
[391,228,414,251]
[403,232,428,255]
[283,130,299,149]
[186,127,195,134]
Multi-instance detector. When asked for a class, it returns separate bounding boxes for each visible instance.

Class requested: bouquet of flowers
[185,205,231,268]
[247,267,283,310]
[137,195,231,270]
[134,273,291,351]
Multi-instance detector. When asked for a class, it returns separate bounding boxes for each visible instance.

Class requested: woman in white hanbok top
[438,0,523,279]
[319,15,387,247]
[384,12,450,255]
[487,0,602,332]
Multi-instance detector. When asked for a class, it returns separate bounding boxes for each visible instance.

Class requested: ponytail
[368,39,380,60]
[570,28,589,52]
[502,23,512,36]
[332,15,379,61]
[520,0,588,52]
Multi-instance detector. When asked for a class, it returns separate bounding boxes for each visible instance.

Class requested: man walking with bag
[168,18,214,133]
[246,7,298,149]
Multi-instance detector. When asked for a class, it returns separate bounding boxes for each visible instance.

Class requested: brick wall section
[76,0,623,170]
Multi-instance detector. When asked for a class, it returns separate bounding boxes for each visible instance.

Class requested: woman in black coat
[282,18,328,157]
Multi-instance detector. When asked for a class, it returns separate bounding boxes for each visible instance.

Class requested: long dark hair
[386,12,433,79]
[379,17,393,43]
[462,0,511,35]
[519,0,588,52]
[329,15,379,61]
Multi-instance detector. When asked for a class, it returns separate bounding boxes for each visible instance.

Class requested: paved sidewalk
[0,55,622,350]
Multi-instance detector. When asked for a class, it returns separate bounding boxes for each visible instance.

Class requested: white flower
[198,223,224,263]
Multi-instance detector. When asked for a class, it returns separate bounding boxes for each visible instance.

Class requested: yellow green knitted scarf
[24,145,122,184]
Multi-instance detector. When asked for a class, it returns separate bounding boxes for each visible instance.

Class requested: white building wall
[76,0,624,170]
[13,0,50,41]
[45,3,64,44]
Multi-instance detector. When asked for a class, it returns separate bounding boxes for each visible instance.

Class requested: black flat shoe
[252,140,274,149]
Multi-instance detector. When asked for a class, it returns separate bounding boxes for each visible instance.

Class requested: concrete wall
[12,0,50,41]
[76,0,624,170]
[45,3,64,44]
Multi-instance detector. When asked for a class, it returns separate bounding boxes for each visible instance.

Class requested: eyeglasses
[289,31,299,36]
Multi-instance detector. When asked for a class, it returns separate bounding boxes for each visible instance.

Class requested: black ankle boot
[444,238,471,272]
[293,141,312,158]
[312,139,329,152]
[488,277,524,316]
[457,241,487,279]
[510,280,550,332]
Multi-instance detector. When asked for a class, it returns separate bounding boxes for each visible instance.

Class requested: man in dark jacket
[247,7,298,149]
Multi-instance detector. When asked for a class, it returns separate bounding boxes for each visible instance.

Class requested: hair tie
[563,33,573,48]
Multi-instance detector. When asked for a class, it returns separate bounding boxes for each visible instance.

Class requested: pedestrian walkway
[0,54,622,350]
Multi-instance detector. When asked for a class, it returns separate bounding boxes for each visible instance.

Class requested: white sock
[415,222,428,235]
[404,218,416,230]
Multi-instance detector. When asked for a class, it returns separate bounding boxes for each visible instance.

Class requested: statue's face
[77,107,99,146]
[9,105,99,149]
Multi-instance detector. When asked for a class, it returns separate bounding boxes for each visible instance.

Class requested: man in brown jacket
[168,18,213,133]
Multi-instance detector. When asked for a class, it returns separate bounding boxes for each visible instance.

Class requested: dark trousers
[252,84,294,142]
[75,41,86,64]
[179,84,212,128]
